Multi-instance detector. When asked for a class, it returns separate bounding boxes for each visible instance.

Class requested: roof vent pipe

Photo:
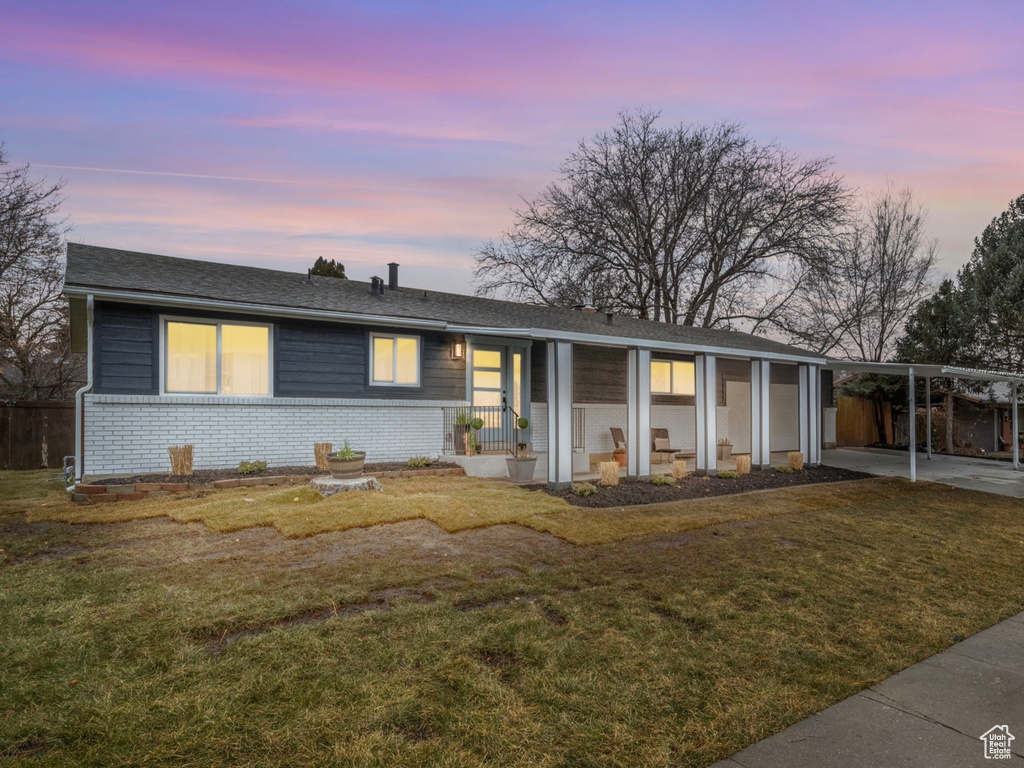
[388,262,399,290]
[582,295,596,312]
[371,276,384,295]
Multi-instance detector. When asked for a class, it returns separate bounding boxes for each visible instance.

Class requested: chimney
[371,276,385,295]
[582,294,596,312]
[388,262,399,291]
[605,312,614,325]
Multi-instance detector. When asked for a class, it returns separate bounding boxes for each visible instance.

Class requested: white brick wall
[84,394,467,475]
[528,402,729,453]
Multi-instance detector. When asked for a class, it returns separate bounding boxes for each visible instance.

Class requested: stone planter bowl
[326,452,366,480]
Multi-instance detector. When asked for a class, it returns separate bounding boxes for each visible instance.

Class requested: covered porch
[441,334,827,487]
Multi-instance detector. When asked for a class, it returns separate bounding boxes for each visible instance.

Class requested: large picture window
[651,359,695,395]
[370,333,420,386]
[165,320,270,395]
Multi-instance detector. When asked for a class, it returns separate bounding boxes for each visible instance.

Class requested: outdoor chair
[650,428,685,463]
[609,427,627,450]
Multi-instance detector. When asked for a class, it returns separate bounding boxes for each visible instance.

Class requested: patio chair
[651,428,689,463]
[609,427,627,450]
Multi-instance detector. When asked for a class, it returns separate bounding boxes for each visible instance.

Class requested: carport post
[1013,383,1019,471]
[925,377,932,460]
[908,368,916,483]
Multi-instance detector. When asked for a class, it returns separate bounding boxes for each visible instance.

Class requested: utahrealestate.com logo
[980,725,1015,760]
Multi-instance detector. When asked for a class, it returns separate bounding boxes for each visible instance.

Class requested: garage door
[726,381,751,454]
[770,383,799,452]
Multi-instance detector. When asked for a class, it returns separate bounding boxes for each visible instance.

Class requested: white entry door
[726,381,751,454]
[770,383,800,452]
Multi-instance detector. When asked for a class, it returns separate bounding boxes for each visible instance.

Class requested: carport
[823,361,1024,481]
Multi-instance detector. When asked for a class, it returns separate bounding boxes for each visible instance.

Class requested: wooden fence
[836,396,892,446]
[0,400,75,470]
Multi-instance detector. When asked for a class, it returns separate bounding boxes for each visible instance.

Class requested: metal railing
[442,404,588,456]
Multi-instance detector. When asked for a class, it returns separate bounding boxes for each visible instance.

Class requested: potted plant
[716,437,733,461]
[454,410,471,455]
[327,440,366,479]
[470,417,484,454]
[613,446,628,467]
[506,417,537,483]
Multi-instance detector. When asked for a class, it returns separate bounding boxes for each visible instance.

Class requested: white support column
[909,368,917,482]
[750,359,772,469]
[798,364,810,461]
[1013,383,1019,471]
[695,353,718,475]
[808,364,820,466]
[545,340,574,489]
[626,348,652,479]
[925,377,932,460]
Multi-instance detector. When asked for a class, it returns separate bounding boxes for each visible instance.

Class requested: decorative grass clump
[735,455,751,475]
[598,461,620,486]
[788,451,805,471]
[672,459,688,479]
[313,442,332,470]
[167,444,193,476]
[237,460,268,475]
[407,456,432,468]
[717,470,739,479]
[571,481,598,497]
[651,474,675,486]
[775,465,795,474]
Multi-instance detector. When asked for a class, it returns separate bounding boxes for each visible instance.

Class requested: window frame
[368,331,422,388]
[160,315,274,397]
[650,359,696,396]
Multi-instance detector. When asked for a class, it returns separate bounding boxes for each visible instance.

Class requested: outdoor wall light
[451,340,465,360]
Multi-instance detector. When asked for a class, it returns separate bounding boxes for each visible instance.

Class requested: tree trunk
[945,391,954,455]
[873,396,887,445]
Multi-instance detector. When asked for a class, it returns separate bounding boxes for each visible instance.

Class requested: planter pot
[614,452,628,468]
[716,445,732,461]
[506,457,538,483]
[453,424,471,454]
[327,452,366,480]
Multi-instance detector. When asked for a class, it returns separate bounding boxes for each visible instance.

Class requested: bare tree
[783,184,936,361]
[0,145,81,399]
[474,109,851,330]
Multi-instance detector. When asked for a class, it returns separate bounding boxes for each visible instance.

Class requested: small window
[370,333,420,386]
[165,320,270,395]
[651,360,695,395]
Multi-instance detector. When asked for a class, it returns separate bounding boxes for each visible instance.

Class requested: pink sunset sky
[2,0,1021,292]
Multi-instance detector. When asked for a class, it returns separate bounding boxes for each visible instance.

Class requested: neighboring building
[64,243,832,486]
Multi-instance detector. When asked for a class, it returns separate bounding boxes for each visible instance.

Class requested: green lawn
[2,470,1023,766]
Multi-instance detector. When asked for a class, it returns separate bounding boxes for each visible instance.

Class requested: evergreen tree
[309,256,347,279]
[896,279,982,453]
[959,195,1024,372]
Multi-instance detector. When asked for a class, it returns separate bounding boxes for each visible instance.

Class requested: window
[370,333,420,386]
[165,320,270,395]
[651,360,695,395]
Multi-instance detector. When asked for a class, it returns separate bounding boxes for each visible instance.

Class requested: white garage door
[770,383,800,452]
[726,381,751,454]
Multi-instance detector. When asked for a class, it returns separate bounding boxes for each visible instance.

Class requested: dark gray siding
[574,346,627,403]
[821,369,834,406]
[771,362,799,385]
[91,301,466,400]
[94,301,158,394]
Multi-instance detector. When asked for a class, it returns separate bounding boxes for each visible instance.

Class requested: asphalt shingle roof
[64,243,821,360]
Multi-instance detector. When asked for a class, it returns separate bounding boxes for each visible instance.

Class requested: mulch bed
[538,465,872,508]
[97,461,462,486]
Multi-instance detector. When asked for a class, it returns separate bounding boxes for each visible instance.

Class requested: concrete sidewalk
[710,611,1024,767]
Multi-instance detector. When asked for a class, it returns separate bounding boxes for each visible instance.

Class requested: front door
[471,346,506,451]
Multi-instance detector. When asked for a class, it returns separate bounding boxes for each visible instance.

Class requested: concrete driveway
[823,447,1024,498]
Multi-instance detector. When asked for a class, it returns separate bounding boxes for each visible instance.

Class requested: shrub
[717,470,739,479]
[407,456,432,468]
[651,474,675,485]
[571,481,597,496]
[333,441,359,459]
[775,465,795,474]
[237,460,268,475]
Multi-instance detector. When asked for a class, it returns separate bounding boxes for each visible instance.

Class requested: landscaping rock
[213,479,241,489]
[161,483,189,492]
[309,476,383,497]
[134,483,164,492]
[74,484,107,495]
